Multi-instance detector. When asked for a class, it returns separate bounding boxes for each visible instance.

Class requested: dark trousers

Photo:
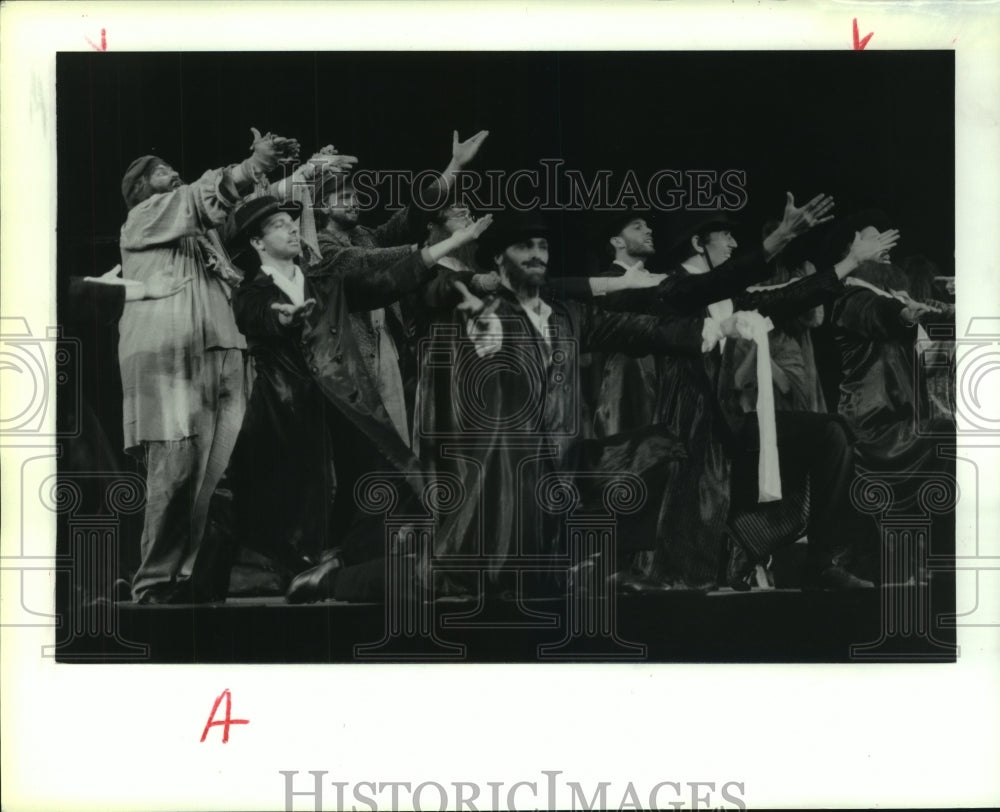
[729,410,857,570]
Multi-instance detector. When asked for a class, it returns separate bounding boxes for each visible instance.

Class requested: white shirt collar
[519,297,554,345]
[260,263,305,307]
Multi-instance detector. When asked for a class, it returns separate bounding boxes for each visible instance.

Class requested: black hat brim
[228,199,304,259]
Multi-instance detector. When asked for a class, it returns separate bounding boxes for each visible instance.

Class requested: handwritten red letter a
[200,688,249,743]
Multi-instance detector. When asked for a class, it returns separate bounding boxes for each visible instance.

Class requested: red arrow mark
[85,28,107,52]
[853,18,873,51]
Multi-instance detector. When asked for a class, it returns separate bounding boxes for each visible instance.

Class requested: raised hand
[849,228,900,264]
[307,145,359,177]
[271,298,317,327]
[453,213,494,245]
[778,191,836,238]
[250,127,302,172]
[452,129,490,168]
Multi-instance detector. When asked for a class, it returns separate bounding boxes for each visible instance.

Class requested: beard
[502,255,547,291]
[853,259,911,294]
[328,210,359,230]
[624,238,655,258]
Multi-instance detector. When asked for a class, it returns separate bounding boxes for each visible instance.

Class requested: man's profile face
[499,237,549,289]
[148,163,181,194]
[616,218,655,258]
[325,187,360,228]
[858,224,892,264]
[253,212,301,261]
[699,229,737,266]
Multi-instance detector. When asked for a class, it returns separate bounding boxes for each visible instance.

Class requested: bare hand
[101,263,123,280]
[271,298,316,327]
[453,213,493,245]
[452,129,490,168]
[250,127,302,171]
[719,315,742,340]
[619,260,666,290]
[307,145,359,177]
[719,311,764,340]
[469,271,501,295]
[849,228,900,264]
[899,301,936,324]
[453,280,485,315]
[778,191,836,238]
[143,270,192,300]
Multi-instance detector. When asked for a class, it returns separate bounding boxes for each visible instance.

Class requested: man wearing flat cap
[117,128,300,604]
[225,195,493,602]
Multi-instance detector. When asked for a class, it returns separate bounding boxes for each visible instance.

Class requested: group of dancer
[71,126,955,604]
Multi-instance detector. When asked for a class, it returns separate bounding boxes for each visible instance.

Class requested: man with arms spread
[312,130,490,448]
[117,128,299,604]
[421,211,738,599]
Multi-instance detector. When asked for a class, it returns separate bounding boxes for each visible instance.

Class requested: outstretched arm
[317,215,493,312]
[762,191,836,260]
[369,130,491,247]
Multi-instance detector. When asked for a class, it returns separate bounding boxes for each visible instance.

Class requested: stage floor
[56,583,958,664]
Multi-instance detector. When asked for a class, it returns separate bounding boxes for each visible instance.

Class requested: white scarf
[259,263,305,306]
[682,261,781,502]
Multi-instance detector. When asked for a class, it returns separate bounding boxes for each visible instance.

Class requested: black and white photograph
[2,3,998,811]
[51,47,958,664]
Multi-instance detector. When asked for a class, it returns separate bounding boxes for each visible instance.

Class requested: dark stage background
[56,49,954,465]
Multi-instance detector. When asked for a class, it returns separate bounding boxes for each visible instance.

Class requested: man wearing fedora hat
[225,194,493,600]
[117,127,301,604]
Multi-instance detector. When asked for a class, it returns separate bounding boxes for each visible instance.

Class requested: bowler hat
[475,211,551,269]
[227,195,303,257]
[664,209,740,259]
[821,208,892,262]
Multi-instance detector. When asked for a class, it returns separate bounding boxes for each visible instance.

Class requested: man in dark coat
[418,211,729,599]
[225,195,492,600]
[652,206,902,589]
[585,199,836,439]
[564,197,901,589]
[311,131,491,449]
[825,210,955,514]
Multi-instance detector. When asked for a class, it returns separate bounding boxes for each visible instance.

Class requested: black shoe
[609,571,674,594]
[726,543,754,592]
[134,583,186,605]
[285,551,343,604]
